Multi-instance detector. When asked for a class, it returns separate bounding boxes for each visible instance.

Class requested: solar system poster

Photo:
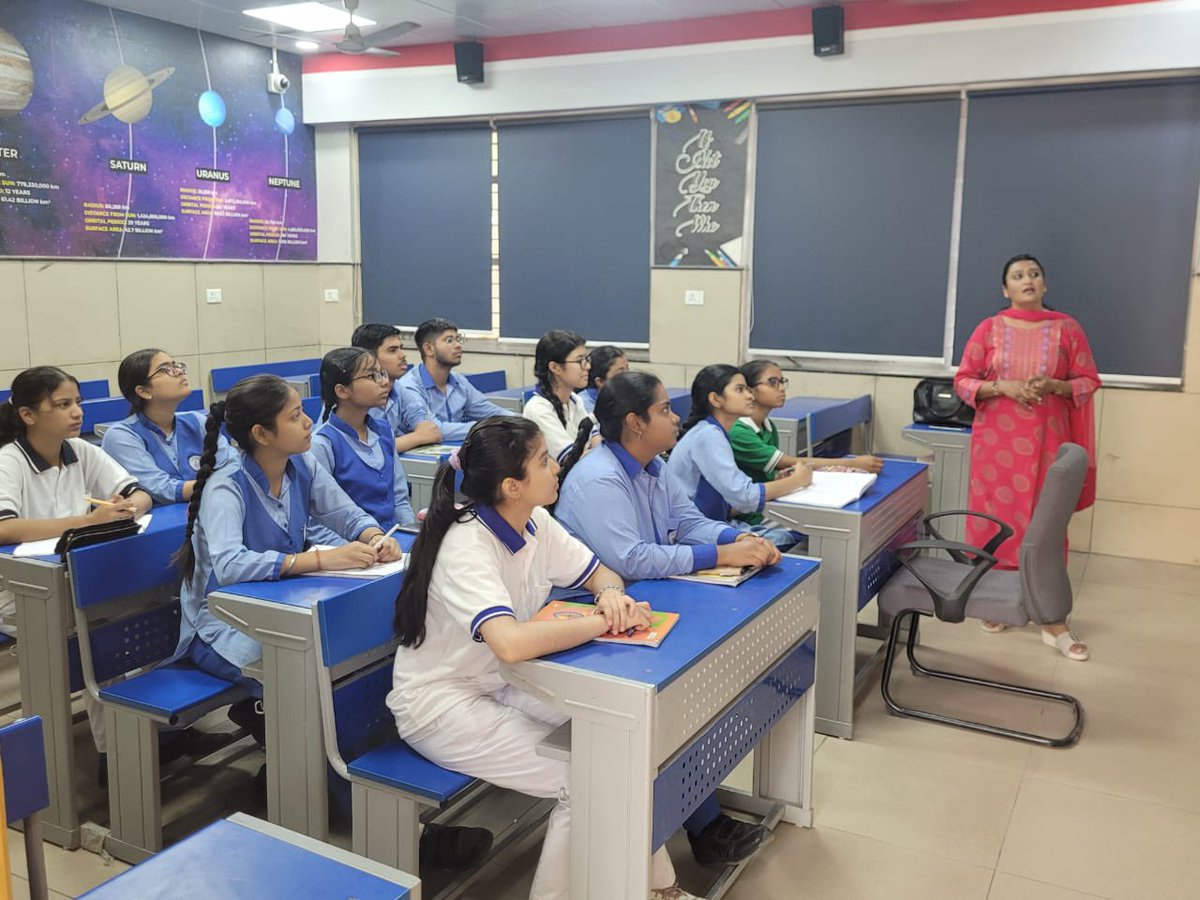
[0,0,316,260]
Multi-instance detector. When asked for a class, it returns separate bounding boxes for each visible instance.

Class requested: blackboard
[653,100,750,268]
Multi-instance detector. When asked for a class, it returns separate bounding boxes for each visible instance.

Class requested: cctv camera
[267,72,290,94]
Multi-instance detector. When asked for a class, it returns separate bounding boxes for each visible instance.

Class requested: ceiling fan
[242,0,420,57]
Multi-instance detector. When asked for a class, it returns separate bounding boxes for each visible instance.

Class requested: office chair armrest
[895,541,999,623]
[922,510,1015,561]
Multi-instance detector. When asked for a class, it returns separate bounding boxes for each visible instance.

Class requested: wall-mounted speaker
[812,5,844,58]
[454,41,484,84]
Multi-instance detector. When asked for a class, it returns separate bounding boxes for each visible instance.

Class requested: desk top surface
[768,458,927,516]
[486,386,533,399]
[399,441,462,463]
[78,815,413,899]
[0,501,191,562]
[774,395,863,421]
[904,422,973,434]
[533,556,819,691]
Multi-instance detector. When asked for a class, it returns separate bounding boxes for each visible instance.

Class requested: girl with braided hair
[170,375,401,735]
[522,330,597,463]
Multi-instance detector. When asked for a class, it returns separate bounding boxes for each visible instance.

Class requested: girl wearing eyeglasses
[103,349,234,505]
[523,330,597,463]
[308,348,416,547]
[731,360,882,517]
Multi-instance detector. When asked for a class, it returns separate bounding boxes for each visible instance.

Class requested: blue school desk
[397,442,461,512]
[902,423,972,549]
[764,459,928,738]
[771,394,873,458]
[0,503,190,849]
[79,812,420,899]
[503,557,820,899]
[206,534,417,840]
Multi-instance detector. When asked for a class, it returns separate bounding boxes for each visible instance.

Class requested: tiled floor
[5,552,1199,899]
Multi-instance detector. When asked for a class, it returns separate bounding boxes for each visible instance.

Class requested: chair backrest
[0,717,49,824]
[313,575,405,766]
[1019,442,1087,624]
[464,370,507,393]
[80,389,204,435]
[210,359,321,394]
[301,396,323,422]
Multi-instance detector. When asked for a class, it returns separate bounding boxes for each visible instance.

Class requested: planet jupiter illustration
[0,27,33,117]
[79,64,174,125]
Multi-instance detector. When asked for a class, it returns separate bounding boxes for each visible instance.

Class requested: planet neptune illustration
[0,27,33,117]
[78,64,174,125]
[198,89,226,127]
[274,107,295,135]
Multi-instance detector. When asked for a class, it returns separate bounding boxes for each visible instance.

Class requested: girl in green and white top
[730,360,883,524]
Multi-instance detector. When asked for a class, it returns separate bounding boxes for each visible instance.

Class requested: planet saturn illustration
[0,27,33,117]
[78,64,174,125]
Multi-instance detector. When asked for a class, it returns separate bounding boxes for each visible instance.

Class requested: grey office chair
[876,442,1087,747]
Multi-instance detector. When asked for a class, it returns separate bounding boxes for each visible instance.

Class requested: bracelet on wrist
[593,584,623,603]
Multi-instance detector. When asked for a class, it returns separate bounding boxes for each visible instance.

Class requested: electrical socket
[324,288,339,303]
[684,289,704,306]
[205,288,222,304]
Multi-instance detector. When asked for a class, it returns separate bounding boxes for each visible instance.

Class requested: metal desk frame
[901,424,972,547]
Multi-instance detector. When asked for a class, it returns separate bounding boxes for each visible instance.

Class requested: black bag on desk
[913,378,974,429]
[55,518,141,561]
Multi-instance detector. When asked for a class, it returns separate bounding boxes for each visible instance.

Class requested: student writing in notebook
[386,418,690,900]
[0,366,154,776]
[522,330,596,463]
[102,349,235,504]
[664,364,811,550]
[731,360,882,494]
[555,372,778,869]
[170,375,400,778]
[350,323,443,454]
[307,348,416,547]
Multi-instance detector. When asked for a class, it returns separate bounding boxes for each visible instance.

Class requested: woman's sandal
[1042,629,1089,661]
[980,621,1007,633]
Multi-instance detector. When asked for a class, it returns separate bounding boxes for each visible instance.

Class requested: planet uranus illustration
[0,27,33,117]
[78,64,174,125]
[198,89,226,127]
[275,107,295,135]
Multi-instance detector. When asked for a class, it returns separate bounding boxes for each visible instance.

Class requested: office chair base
[881,609,1084,748]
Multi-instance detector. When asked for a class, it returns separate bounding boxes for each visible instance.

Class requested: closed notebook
[669,565,761,587]
[777,470,878,509]
[532,600,680,648]
[403,443,460,458]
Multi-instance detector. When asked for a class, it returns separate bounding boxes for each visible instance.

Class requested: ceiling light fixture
[294,39,320,51]
[243,3,376,34]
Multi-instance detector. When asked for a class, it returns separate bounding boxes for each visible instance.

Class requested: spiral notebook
[532,600,680,648]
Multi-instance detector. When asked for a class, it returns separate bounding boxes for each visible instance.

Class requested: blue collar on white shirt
[605,440,662,479]
[240,451,296,498]
[474,503,537,555]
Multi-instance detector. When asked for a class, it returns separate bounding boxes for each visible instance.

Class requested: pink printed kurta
[954,309,1100,569]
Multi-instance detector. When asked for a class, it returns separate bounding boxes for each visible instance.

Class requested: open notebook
[532,600,680,648]
[777,470,878,509]
[669,565,761,587]
[403,444,460,458]
[300,545,409,579]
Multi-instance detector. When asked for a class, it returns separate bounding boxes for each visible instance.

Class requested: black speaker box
[812,5,844,58]
[454,41,484,84]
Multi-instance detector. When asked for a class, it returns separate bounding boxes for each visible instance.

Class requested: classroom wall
[0,260,357,400]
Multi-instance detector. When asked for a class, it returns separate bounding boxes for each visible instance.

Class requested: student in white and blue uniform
[102,349,234,505]
[388,417,694,900]
[664,365,811,551]
[522,330,595,463]
[308,348,415,546]
[171,375,402,744]
[577,344,627,414]
[554,371,779,869]
[396,318,511,441]
[350,323,444,454]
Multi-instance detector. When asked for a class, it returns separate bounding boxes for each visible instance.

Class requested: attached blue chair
[67,520,249,862]
[1,716,50,900]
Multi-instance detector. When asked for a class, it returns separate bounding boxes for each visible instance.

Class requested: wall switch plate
[684,289,704,306]
[324,288,340,303]
[205,288,222,304]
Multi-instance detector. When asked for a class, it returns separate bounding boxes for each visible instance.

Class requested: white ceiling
[84,0,829,51]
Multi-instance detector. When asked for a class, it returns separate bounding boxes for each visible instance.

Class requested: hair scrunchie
[448,449,462,472]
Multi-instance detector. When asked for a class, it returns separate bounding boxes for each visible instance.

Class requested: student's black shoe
[252,763,267,803]
[687,814,771,866]
[227,698,265,745]
[419,823,494,871]
[97,752,108,789]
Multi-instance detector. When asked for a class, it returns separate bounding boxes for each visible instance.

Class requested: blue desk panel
[78,817,411,900]
[542,556,819,691]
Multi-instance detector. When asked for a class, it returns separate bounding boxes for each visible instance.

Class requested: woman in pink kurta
[954,255,1100,661]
